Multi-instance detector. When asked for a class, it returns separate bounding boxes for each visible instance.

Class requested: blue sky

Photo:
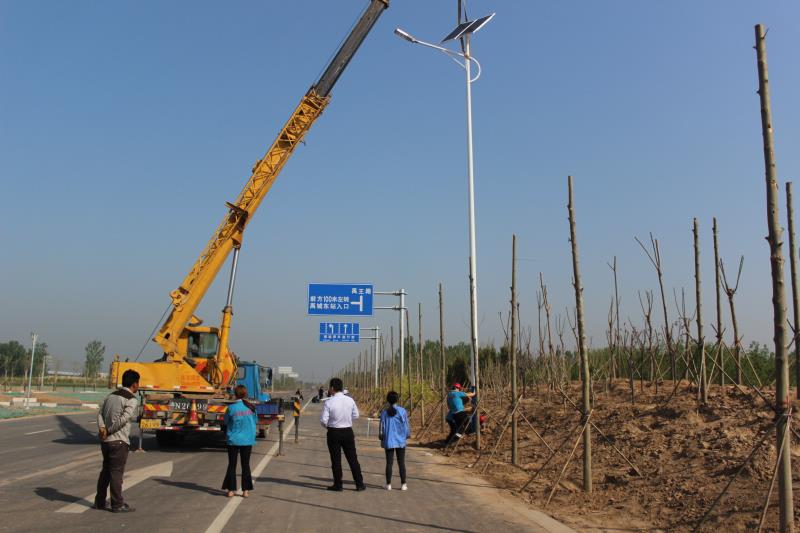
[1,1,799,382]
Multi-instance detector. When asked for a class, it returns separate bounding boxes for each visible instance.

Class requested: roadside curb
[0,401,98,409]
[0,409,96,423]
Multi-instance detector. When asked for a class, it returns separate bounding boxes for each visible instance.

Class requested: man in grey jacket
[93,369,140,513]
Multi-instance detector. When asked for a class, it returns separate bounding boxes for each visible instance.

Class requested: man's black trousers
[95,440,130,509]
[326,427,364,488]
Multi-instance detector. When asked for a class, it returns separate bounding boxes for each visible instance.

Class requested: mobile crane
[109,0,389,446]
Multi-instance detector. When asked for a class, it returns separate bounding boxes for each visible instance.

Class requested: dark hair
[329,378,343,392]
[386,390,399,417]
[234,385,248,399]
[121,370,140,388]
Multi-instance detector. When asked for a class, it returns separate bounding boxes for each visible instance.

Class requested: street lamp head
[394,27,418,44]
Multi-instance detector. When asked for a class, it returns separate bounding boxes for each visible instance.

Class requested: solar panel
[441,13,495,42]
[441,21,474,43]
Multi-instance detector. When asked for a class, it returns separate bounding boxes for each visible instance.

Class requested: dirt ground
[413,380,800,532]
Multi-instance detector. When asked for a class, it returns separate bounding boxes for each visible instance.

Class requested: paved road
[0,401,572,533]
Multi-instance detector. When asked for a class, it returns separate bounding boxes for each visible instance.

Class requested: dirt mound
[413,381,800,532]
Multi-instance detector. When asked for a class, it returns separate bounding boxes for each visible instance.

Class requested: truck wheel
[156,431,182,447]
[257,429,266,439]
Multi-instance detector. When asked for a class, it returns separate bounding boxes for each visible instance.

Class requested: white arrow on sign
[56,460,173,514]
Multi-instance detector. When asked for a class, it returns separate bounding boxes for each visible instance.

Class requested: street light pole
[395,5,494,449]
[26,332,37,409]
[463,31,479,393]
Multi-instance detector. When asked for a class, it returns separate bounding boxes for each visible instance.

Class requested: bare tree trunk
[540,274,556,388]
[787,183,800,399]
[755,24,794,532]
[713,218,725,387]
[511,234,519,465]
[439,283,446,433]
[693,218,708,404]
[419,303,425,427]
[636,235,676,384]
[655,240,675,383]
[729,287,743,386]
[536,290,546,392]
[627,330,635,404]
[567,176,591,493]
[606,257,620,382]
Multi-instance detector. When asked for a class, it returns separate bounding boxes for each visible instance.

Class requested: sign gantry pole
[375,289,407,394]
[359,326,381,387]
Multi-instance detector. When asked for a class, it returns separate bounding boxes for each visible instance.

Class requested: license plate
[139,418,162,429]
[169,399,208,412]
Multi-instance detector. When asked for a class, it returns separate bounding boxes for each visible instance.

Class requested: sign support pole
[359,327,381,387]
[375,289,406,396]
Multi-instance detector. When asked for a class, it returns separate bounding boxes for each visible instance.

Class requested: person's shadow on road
[257,476,328,491]
[51,415,96,445]
[155,479,223,495]
[34,486,82,504]
[299,475,383,490]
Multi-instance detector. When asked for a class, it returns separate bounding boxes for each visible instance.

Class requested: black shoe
[326,485,343,492]
[110,503,135,513]
[355,484,367,491]
[91,503,109,511]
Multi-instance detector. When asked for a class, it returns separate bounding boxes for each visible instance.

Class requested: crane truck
[109,0,390,447]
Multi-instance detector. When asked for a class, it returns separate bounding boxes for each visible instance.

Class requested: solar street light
[393,10,494,412]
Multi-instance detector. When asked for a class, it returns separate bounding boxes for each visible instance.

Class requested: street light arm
[413,38,460,56]
[397,33,482,82]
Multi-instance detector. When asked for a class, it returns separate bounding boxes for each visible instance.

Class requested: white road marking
[24,429,54,435]
[204,397,313,533]
[57,460,173,513]
[0,445,36,456]
[0,450,100,488]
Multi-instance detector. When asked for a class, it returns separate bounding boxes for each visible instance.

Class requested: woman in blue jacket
[222,385,257,497]
[379,390,411,491]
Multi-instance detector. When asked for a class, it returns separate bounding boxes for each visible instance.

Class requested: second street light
[395,8,494,449]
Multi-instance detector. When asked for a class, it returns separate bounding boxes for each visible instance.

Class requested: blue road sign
[319,322,360,343]
[307,283,373,316]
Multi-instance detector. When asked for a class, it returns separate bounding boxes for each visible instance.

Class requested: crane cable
[134,302,172,362]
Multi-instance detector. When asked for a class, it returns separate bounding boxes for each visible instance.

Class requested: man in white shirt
[320,378,365,491]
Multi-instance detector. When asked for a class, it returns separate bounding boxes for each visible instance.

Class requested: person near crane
[93,370,140,513]
[320,378,365,491]
[222,385,257,498]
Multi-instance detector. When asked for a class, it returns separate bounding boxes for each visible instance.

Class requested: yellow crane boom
[155,91,329,358]
[111,0,389,393]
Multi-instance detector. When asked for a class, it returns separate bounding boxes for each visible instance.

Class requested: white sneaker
[385,484,392,490]
[401,483,408,491]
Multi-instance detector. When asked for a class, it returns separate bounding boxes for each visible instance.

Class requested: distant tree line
[387,338,783,394]
[0,338,107,388]
[0,339,49,385]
